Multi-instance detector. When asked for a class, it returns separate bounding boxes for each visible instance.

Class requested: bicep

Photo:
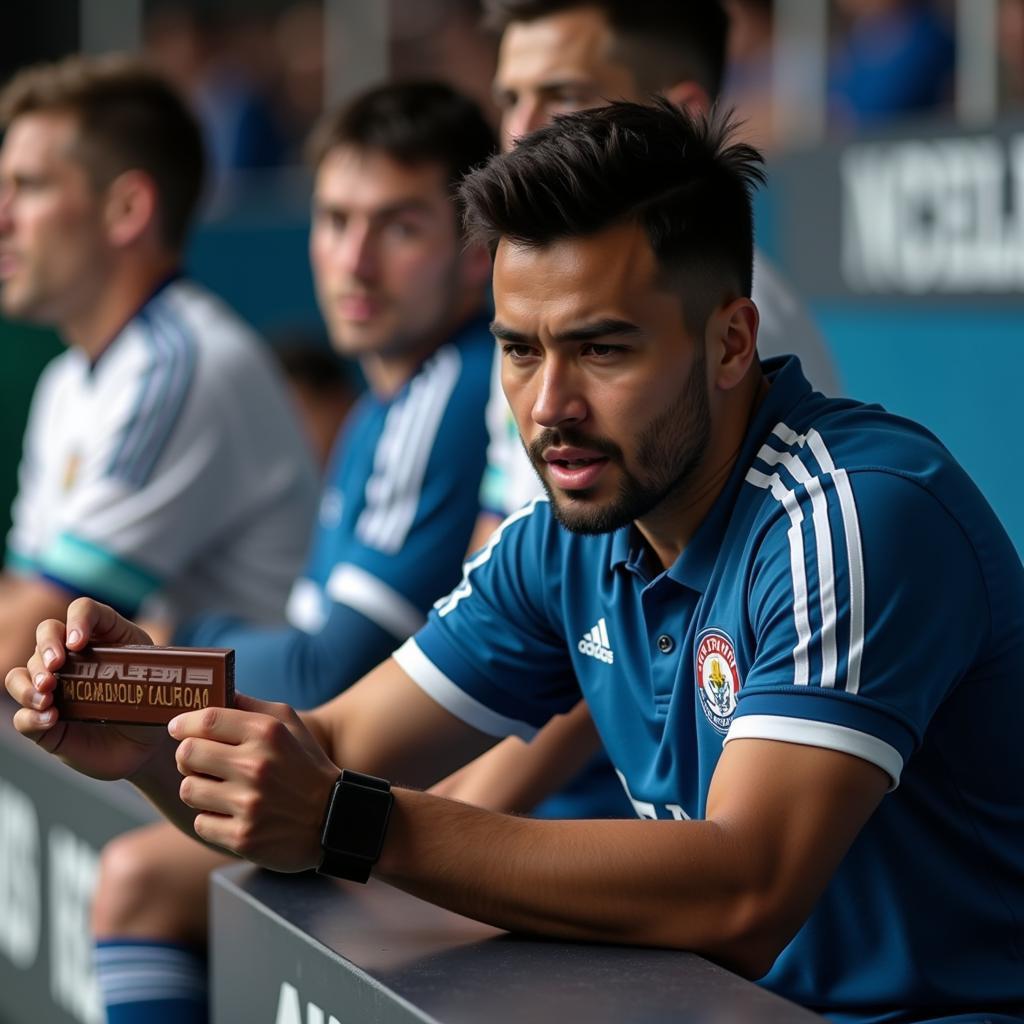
[307,656,499,788]
[706,738,888,950]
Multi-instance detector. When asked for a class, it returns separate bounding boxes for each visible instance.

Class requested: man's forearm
[375,789,778,978]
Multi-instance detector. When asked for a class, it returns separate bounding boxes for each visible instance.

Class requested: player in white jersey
[0,56,317,673]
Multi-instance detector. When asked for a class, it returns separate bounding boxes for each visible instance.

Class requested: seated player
[86,82,496,1024]
[456,0,844,822]
[10,102,1023,1023]
[0,55,318,675]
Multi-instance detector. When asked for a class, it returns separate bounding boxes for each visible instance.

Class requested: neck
[62,252,179,360]
[359,290,483,399]
[636,369,769,570]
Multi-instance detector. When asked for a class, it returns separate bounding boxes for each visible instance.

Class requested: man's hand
[169,693,341,872]
[5,598,170,781]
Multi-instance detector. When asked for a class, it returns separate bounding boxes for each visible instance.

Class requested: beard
[526,349,711,535]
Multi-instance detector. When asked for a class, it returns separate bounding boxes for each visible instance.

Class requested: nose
[0,182,13,234]
[530,355,587,430]
[502,97,547,151]
[337,220,377,282]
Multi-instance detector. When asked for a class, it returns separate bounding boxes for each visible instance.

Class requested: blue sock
[95,939,208,1024]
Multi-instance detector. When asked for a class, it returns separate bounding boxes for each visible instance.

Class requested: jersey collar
[88,270,184,373]
[610,355,815,592]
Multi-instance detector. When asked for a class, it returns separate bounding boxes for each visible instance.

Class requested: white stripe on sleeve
[771,423,867,695]
[724,713,902,789]
[745,467,812,685]
[326,563,426,640]
[392,638,537,740]
[755,443,839,688]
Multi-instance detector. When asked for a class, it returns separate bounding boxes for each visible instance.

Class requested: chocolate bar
[54,645,234,725]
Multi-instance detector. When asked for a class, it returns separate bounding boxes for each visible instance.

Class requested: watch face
[324,781,391,861]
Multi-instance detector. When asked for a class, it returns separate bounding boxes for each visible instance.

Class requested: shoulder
[154,280,268,372]
[741,398,997,584]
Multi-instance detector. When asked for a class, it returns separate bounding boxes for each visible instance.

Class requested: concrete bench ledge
[212,864,823,1023]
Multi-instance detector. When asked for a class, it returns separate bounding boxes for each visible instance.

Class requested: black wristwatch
[317,769,394,883]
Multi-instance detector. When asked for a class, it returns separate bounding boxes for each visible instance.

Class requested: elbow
[702,889,804,980]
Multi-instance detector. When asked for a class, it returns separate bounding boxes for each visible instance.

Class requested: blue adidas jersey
[179,315,493,707]
[395,356,1024,1021]
[297,315,493,625]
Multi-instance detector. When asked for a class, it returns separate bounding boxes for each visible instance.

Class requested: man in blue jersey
[10,101,1024,1022]
[81,82,496,1024]
[449,0,843,821]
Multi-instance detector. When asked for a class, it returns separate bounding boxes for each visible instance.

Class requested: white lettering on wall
[0,778,41,969]
[842,134,1024,293]
[274,981,341,1024]
[48,825,102,1024]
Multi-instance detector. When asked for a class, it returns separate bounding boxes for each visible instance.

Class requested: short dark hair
[460,99,764,330]
[0,54,205,251]
[482,0,729,100]
[305,80,497,197]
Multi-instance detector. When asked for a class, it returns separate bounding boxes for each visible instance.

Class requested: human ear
[103,170,158,249]
[662,80,712,119]
[708,297,759,392]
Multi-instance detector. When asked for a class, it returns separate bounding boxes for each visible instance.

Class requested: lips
[335,294,381,321]
[543,446,610,490]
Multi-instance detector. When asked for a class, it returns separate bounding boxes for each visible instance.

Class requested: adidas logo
[578,617,614,664]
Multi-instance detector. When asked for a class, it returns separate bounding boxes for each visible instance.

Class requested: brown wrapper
[54,645,234,725]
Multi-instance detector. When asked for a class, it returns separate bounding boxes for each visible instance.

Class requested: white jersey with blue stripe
[398,356,1024,1019]
[6,277,318,622]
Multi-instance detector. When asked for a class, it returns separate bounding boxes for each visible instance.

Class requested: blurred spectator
[144,3,289,186]
[276,339,359,473]
[829,0,955,127]
[273,1,327,156]
[721,0,777,152]
[393,0,500,124]
[999,0,1024,106]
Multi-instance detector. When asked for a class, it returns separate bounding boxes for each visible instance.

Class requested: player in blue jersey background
[82,82,497,1024]
[10,100,1024,1023]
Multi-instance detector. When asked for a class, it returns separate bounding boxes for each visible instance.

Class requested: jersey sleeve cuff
[730,690,916,789]
[3,546,36,577]
[326,564,425,640]
[36,533,161,613]
[393,637,538,741]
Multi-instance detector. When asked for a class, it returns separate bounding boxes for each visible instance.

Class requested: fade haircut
[305,80,496,202]
[0,54,205,251]
[482,0,729,100]
[461,99,765,333]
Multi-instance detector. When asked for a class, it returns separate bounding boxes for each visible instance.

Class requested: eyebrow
[493,78,597,101]
[490,318,641,343]
[311,197,434,220]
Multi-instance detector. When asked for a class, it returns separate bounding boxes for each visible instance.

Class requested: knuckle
[199,708,220,733]
[233,823,254,856]
[247,756,271,786]
[241,790,262,819]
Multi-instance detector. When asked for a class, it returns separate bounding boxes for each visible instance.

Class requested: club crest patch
[695,629,741,733]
